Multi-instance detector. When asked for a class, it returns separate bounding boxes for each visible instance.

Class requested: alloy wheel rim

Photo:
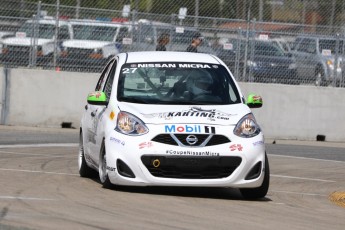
[99,153,107,183]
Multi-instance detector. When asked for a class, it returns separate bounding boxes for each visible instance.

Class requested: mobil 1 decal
[142,107,236,121]
[164,125,215,134]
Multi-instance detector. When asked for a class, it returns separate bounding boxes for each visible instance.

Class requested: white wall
[240,83,345,141]
[1,67,344,141]
[1,67,98,128]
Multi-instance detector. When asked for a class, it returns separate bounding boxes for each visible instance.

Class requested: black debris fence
[0,0,345,87]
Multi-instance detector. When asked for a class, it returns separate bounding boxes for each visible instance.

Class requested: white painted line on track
[269,154,345,164]
[0,143,78,148]
[0,168,78,176]
[271,174,336,183]
[270,190,328,197]
[0,196,56,201]
[0,150,72,158]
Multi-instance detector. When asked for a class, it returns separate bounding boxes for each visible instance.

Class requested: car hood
[2,37,52,46]
[117,102,251,125]
[63,40,111,49]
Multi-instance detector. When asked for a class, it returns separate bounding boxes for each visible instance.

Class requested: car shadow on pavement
[87,173,271,201]
[112,185,272,202]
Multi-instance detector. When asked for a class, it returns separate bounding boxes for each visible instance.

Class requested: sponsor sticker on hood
[142,107,236,122]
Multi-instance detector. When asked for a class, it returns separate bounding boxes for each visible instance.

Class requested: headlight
[326,60,334,69]
[247,60,257,67]
[233,113,261,138]
[89,48,103,59]
[93,48,101,53]
[115,111,148,135]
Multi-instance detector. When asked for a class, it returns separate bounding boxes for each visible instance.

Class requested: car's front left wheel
[99,141,113,189]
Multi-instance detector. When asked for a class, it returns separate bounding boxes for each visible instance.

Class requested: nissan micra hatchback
[79,51,269,199]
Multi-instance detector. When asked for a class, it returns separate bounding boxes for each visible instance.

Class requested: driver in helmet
[186,70,214,100]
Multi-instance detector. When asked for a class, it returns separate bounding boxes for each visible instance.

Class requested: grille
[152,134,178,146]
[151,134,230,147]
[175,134,209,146]
[141,155,242,179]
[7,45,30,54]
[68,48,93,56]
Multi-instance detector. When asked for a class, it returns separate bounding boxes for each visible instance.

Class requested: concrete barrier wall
[0,67,99,128]
[240,83,345,141]
[1,67,344,141]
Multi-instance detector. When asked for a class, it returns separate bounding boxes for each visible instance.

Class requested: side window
[95,59,115,91]
[297,39,316,54]
[103,60,118,99]
[292,37,302,50]
[58,26,70,39]
[116,27,128,42]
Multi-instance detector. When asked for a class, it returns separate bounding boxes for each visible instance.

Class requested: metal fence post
[30,1,41,67]
[53,0,60,69]
[333,33,339,87]
[248,18,256,83]
[1,67,10,125]
[234,27,242,80]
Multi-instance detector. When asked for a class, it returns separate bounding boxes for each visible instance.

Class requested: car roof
[295,34,345,41]
[122,51,220,64]
[24,19,69,26]
[69,19,124,27]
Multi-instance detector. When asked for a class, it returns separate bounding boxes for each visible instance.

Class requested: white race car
[79,51,269,199]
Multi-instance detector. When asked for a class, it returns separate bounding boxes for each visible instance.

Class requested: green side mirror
[246,94,263,108]
[87,91,108,106]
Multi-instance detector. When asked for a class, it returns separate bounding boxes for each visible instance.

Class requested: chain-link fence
[1,0,345,87]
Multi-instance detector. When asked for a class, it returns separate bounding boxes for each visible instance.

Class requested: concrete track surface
[0,126,344,230]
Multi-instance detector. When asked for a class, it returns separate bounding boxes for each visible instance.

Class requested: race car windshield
[117,62,241,105]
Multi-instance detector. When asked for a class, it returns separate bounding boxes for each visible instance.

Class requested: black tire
[78,131,94,178]
[99,141,113,189]
[240,154,270,200]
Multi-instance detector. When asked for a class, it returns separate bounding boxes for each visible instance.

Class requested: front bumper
[104,127,266,188]
[0,52,53,67]
[250,66,298,82]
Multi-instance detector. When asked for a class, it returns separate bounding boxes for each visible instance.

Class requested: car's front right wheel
[240,154,270,200]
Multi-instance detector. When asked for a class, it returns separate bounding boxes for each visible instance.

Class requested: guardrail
[1,2,345,86]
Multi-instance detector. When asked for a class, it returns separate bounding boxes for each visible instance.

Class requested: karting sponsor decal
[139,141,153,149]
[164,125,215,134]
[229,144,243,151]
[253,140,264,146]
[142,107,236,121]
[166,150,219,156]
[110,137,125,146]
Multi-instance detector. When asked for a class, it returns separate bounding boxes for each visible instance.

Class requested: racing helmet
[187,70,214,96]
